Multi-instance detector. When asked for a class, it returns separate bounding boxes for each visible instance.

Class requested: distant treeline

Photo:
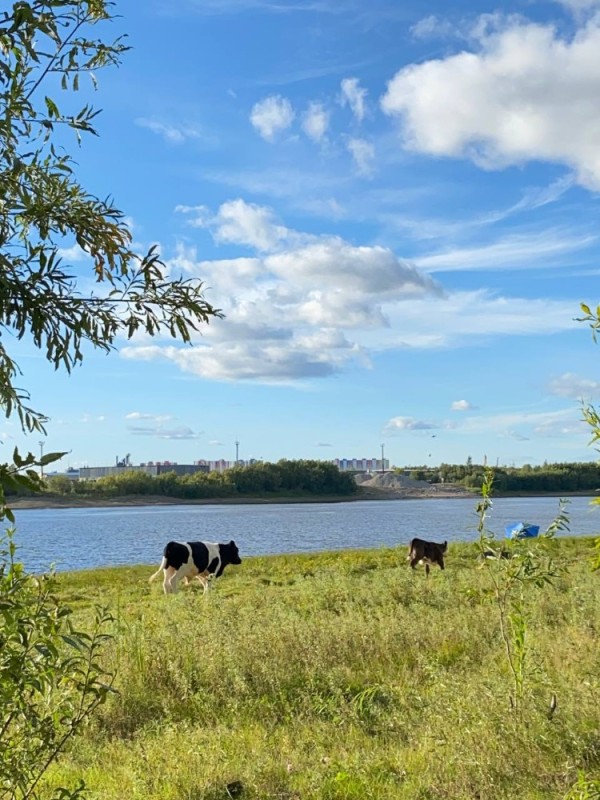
[38,459,358,499]
[407,461,600,492]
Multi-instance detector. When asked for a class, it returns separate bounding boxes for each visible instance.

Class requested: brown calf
[408,537,447,576]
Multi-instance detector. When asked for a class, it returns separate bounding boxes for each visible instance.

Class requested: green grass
[45,538,600,800]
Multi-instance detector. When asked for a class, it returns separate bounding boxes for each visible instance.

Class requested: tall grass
[46,539,600,799]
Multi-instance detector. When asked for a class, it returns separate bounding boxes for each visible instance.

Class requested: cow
[407,537,447,576]
[149,540,242,595]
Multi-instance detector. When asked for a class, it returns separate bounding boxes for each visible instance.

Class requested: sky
[5,0,600,470]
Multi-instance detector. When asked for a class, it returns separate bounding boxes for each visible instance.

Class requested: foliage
[409,460,600,493]
[33,460,358,500]
[578,303,600,572]
[476,469,570,719]
[0,448,66,522]
[0,0,221,516]
[0,531,114,799]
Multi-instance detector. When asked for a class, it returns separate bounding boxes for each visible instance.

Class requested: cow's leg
[168,565,189,594]
[409,557,418,570]
[195,570,210,594]
[163,566,177,594]
[425,563,430,577]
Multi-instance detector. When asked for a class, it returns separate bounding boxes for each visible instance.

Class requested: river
[4,495,598,573]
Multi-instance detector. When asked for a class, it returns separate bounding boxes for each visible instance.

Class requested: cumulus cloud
[451,400,475,411]
[346,138,375,176]
[302,101,329,142]
[135,118,202,144]
[122,199,580,386]
[264,239,438,297]
[177,198,290,251]
[381,15,600,189]
[250,95,295,141]
[340,77,367,121]
[122,342,340,382]
[548,372,600,398]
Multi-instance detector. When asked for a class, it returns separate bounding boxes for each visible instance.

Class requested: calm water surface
[8,496,600,573]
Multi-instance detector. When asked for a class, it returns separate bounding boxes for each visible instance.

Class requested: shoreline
[6,485,596,511]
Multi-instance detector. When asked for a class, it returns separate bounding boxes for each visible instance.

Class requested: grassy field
[45,537,600,800]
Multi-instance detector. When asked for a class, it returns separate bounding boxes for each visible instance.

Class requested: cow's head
[222,540,242,566]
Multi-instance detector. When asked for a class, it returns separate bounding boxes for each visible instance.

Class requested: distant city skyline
[3,0,600,470]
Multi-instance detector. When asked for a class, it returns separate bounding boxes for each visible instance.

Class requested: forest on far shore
[407,460,600,493]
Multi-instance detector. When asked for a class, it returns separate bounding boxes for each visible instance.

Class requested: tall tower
[235,440,240,464]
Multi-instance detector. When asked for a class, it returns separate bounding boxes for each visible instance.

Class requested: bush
[0,531,115,799]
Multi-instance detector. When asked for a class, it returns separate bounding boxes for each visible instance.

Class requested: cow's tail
[148,556,167,584]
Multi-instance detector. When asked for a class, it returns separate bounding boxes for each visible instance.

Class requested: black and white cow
[149,540,242,594]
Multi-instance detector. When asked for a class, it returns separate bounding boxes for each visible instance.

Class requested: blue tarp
[505,522,540,539]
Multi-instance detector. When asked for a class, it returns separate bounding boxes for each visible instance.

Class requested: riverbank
[6,483,598,510]
[4,483,476,510]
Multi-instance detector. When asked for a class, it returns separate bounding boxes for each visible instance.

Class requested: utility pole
[39,440,45,479]
[380,443,385,473]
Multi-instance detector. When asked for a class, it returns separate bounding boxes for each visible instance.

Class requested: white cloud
[135,118,202,144]
[177,198,291,252]
[383,416,438,434]
[548,372,600,398]
[122,201,581,386]
[456,408,584,438]
[413,229,597,272]
[340,77,367,121]
[58,244,87,262]
[128,424,202,440]
[121,342,343,383]
[410,14,458,40]
[125,412,174,422]
[174,204,212,228]
[213,199,291,250]
[451,400,475,411]
[381,16,600,189]
[302,101,329,142]
[556,0,600,11]
[264,239,438,297]
[346,138,375,176]
[250,95,295,141]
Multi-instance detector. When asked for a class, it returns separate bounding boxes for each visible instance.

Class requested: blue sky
[6,0,600,470]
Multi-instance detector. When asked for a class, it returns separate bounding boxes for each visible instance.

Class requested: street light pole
[39,440,44,479]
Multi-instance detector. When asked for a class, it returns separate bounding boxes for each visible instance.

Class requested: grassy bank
[45,538,599,800]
